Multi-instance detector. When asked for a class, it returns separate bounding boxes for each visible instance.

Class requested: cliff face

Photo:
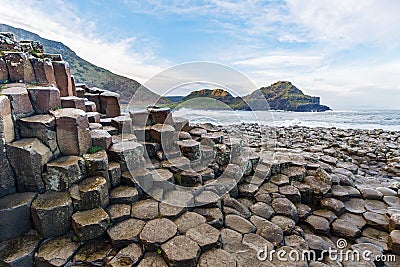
[166,82,330,112]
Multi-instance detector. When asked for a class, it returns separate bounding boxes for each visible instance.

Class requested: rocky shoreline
[1,33,400,267]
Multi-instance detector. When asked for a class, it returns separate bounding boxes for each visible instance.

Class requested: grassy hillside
[0,24,160,102]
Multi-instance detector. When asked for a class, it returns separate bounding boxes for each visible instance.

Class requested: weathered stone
[85,93,101,111]
[304,215,330,236]
[110,186,139,204]
[108,162,121,187]
[150,123,176,150]
[7,138,52,192]
[0,55,9,82]
[173,116,190,132]
[0,231,41,267]
[27,86,61,114]
[0,95,15,143]
[34,235,79,267]
[131,199,159,220]
[201,132,224,145]
[61,96,85,111]
[85,100,97,112]
[339,212,367,230]
[148,107,173,125]
[30,57,57,85]
[225,214,256,234]
[365,199,387,214]
[83,150,109,185]
[313,209,337,223]
[17,114,58,152]
[130,110,151,126]
[100,91,120,117]
[389,230,400,254]
[73,240,112,264]
[321,198,345,215]
[194,190,220,207]
[344,198,366,214]
[52,61,73,96]
[162,156,191,173]
[193,207,223,229]
[249,202,275,220]
[52,108,91,156]
[281,166,307,181]
[137,252,168,267]
[360,188,384,200]
[295,203,312,220]
[179,170,202,186]
[304,233,329,255]
[164,189,194,207]
[73,176,109,211]
[121,168,153,191]
[176,139,201,161]
[72,207,109,241]
[107,218,145,248]
[271,215,296,235]
[0,192,36,242]
[251,215,284,246]
[332,218,361,240]
[161,235,200,267]
[363,211,389,231]
[285,234,309,251]
[174,211,206,234]
[107,204,131,223]
[108,141,144,172]
[389,213,400,231]
[185,223,220,252]
[140,218,178,250]
[106,243,143,267]
[90,129,112,150]
[111,116,133,134]
[271,197,298,222]
[31,191,72,239]
[279,185,301,202]
[303,169,332,196]
[4,52,35,83]
[44,156,85,191]
[2,86,34,119]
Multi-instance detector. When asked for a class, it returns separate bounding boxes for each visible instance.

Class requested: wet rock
[44,156,85,191]
[27,86,61,114]
[72,207,110,241]
[131,199,159,220]
[31,191,73,238]
[7,138,52,192]
[174,211,206,233]
[161,235,200,267]
[107,218,145,248]
[34,235,79,267]
[106,243,143,267]
[140,218,177,250]
[0,231,41,267]
[0,192,36,242]
[52,108,91,156]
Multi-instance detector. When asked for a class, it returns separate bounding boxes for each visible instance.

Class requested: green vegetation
[87,146,104,154]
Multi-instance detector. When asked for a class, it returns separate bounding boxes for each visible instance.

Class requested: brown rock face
[61,96,86,111]
[0,95,15,143]
[30,57,57,85]
[0,138,15,197]
[27,86,61,114]
[1,86,35,119]
[0,56,9,81]
[43,156,85,191]
[100,91,121,117]
[52,108,91,156]
[52,61,73,96]
[6,138,52,192]
[17,114,59,153]
[3,52,36,83]
[147,107,173,125]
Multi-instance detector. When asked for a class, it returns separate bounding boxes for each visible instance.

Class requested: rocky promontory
[0,32,399,267]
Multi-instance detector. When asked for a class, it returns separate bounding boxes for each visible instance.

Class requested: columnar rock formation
[1,32,400,267]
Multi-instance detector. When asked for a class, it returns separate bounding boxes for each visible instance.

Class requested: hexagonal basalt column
[176,139,201,161]
[3,52,35,83]
[72,207,110,241]
[30,57,57,85]
[109,141,145,172]
[60,96,86,111]
[147,107,173,125]
[6,138,52,192]
[31,191,73,238]
[83,150,110,187]
[52,61,73,97]
[100,91,121,117]
[0,95,15,143]
[1,86,35,119]
[43,156,85,191]
[27,86,61,114]
[52,108,91,156]
[71,176,109,211]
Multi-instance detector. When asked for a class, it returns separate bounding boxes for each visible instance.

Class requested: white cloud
[0,0,168,83]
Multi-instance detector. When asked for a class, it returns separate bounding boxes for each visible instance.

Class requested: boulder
[100,91,120,117]
[17,114,59,152]
[3,52,35,83]
[30,57,57,85]
[52,61,73,96]
[52,108,91,156]
[0,95,15,143]
[27,86,61,114]
[72,207,110,241]
[1,86,35,119]
[0,231,42,267]
[43,156,85,191]
[34,235,79,267]
[60,96,86,111]
[6,138,52,192]
[0,192,37,242]
[31,191,73,238]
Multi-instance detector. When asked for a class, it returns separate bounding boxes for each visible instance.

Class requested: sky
[1,0,400,109]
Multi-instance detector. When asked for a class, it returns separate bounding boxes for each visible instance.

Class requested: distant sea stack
[164,81,331,112]
[245,81,331,112]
